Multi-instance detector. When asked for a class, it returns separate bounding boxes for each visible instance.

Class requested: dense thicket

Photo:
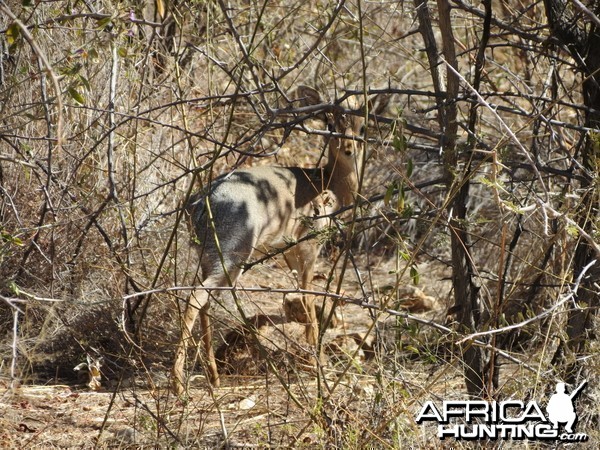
[1,0,597,446]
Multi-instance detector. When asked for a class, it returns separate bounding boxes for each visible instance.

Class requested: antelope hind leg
[199,304,220,387]
[283,243,319,345]
[172,288,219,394]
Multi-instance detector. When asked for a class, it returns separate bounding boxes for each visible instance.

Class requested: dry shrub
[0,0,597,447]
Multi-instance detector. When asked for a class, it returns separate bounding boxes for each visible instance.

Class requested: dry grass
[1,0,598,447]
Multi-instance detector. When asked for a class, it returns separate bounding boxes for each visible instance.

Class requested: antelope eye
[359,124,366,136]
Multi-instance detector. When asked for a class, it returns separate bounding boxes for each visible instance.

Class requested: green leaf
[59,62,83,77]
[392,134,407,153]
[397,184,405,212]
[406,158,413,178]
[399,250,410,262]
[1,229,19,245]
[68,86,86,105]
[9,281,20,296]
[95,17,113,30]
[405,345,420,354]
[566,225,579,237]
[6,23,20,46]
[383,182,396,207]
[410,265,420,285]
[78,75,91,91]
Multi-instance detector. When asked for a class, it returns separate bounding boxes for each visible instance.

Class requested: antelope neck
[323,159,357,207]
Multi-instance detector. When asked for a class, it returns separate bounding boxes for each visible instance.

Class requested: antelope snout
[343,141,355,156]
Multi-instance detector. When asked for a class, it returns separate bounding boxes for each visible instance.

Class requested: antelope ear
[296,85,331,125]
[295,85,323,107]
[368,93,392,117]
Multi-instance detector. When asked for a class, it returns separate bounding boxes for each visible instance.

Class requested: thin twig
[458,259,597,343]
[121,284,543,374]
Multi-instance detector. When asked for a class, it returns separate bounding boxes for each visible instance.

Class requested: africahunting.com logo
[415,380,588,442]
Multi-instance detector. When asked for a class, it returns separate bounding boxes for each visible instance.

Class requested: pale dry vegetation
[0,0,598,448]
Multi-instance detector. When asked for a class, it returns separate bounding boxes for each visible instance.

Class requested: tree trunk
[415,0,490,397]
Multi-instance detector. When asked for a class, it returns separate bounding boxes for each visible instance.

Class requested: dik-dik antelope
[172,86,389,393]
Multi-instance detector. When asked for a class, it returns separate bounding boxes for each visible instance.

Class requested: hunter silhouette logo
[415,380,589,442]
[546,380,587,434]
